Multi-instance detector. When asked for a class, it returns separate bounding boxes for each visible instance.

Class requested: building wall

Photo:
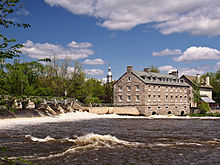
[114,72,146,114]
[114,71,190,116]
[144,84,190,115]
[200,88,212,99]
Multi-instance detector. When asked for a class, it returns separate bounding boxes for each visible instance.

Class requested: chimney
[127,66,133,73]
[206,76,210,86]
[144,67,150,73]
[168,69,178,77]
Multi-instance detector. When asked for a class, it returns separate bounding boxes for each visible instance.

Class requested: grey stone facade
[114,66,190,116]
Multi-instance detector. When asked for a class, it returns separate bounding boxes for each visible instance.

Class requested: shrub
[199,102,210,114]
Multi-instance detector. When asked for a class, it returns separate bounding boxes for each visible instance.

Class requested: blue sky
[5,0,220,80]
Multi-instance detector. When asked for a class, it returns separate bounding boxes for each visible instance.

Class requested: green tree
[84,78,104,104]
[67,61,86,102]
[0,0,30,59]
[201,70,220,105]
[103,81,114,103]
[199,102,210,114]
[149,65,160,73]
[192,77,201,106]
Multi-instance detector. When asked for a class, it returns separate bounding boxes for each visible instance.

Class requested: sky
[4,0,220,80]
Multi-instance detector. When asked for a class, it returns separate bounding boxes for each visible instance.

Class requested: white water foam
[12,133,144,161]
[0,111,219,129]
[0,111,145,129]
[25,135,56,142]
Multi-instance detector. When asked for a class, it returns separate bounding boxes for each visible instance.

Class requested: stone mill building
[113,66,190,116]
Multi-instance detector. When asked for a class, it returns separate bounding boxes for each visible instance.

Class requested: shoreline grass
[188,113,220,117]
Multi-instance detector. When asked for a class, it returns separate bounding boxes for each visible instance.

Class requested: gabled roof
[131,70,189,87]
[181,75,213,89]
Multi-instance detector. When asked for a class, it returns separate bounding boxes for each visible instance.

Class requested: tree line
[0,59,114,104]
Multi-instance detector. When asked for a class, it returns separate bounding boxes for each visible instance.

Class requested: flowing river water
[0,112,220,165]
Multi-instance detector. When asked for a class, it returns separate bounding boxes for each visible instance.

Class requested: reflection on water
[0,113,220,165]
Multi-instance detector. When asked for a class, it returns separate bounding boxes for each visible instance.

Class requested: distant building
[180,74,215,107]
[114,66,190,116]
[107,66,112,83]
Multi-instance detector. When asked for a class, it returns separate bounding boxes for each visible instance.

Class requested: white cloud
[178,65,210,76]
[44,0,220,36]
[83,58,105,65]
[84,69,104,76]
[21,40,94,60]
[159,65,174,72]
[179,67,205,76]
[153,49,182,56]
[174,46,220,62]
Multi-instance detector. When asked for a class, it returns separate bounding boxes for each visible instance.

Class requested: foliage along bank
[0,59,114,104]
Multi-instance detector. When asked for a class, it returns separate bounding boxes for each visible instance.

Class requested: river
[0,112,220,165]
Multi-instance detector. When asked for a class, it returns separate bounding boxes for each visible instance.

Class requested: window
[175,87,178,92]
[127,95,131,102]
[184,96,187,102]
[148,95,151,99]
[166,95,168,101]
[171,96,173,100]
[166,106,168,109]
[158,106,161,110]
[158,86,160,91]
[127,86,131,91]
[153,85,156,91]
[128,77,131,82]
[153,95,156,99]
[148,85,151,91]
[158,95,161,101]
[184,106,187,109]
[136,85,140,91]
[170,87,173,92]
[166,86,168,91]
[148,106,151,110]
[119,86,122,91]
[175,106,178,109]
[180,96,182,101]
[119,95,122,102]
[136,95,140,101]
[184,87,187,93]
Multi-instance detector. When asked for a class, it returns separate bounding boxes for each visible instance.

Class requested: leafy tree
[199,102,210,114]
[192,77,201,106]
[0,0,30,59]
[103,81,114,103]
[67,61,86,102]
[201,70,220,105]
[149,65,160,73]
[84,78,104,104]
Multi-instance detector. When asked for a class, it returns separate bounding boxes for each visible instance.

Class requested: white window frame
[127,86,131,91]
[136,85,140,91]
[158,85,160,91]
[136,95,140,102]
[127,77,131,82]
[119,95,123,102]
[127,95,131,102]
